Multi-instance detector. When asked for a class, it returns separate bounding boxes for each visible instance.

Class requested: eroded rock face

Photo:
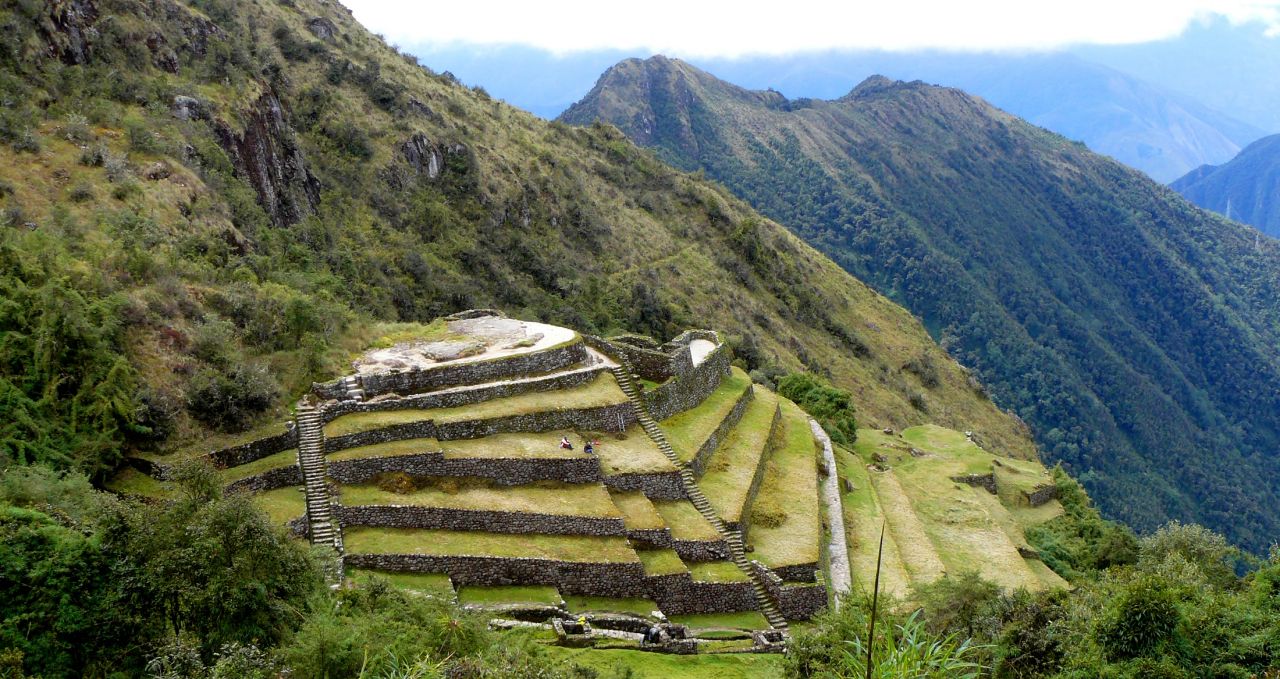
[400,132,470,180]
[42,0,99,65]
[171,95,205,121]
[214,91,320,228]
[306,16,337,41]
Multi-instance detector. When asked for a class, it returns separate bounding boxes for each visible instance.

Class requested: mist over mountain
[561,56,1280,552]
[1173,133,1280,237]
[408,43,1267,181]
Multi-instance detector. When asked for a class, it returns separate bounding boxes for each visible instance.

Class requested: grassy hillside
[560,57,1280,552]
[0,0,1037,480]
[1172,133,1280,238]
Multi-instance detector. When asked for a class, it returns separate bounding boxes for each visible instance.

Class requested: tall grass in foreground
[840,611,985,678]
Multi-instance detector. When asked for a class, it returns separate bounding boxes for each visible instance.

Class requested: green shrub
[777,372,858,445]
[1097,576,1183,661]
[185,363,278,432]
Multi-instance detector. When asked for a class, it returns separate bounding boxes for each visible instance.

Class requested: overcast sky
[343,0,1280,56]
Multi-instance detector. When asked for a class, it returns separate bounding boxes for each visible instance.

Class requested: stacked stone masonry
[690,385,756,476]
[334,505,626,536]
[318,367,603,424]
[328,452,604,486]
[729,404,783,538]
[315,339,589,400]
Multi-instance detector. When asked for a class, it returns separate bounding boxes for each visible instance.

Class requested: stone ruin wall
[314,338,589,401]
[688,384,755,476]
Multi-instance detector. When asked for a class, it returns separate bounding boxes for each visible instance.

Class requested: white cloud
[344,0,1280,57]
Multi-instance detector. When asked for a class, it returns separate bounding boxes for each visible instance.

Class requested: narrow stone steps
[296,403,342,556]
[608,364,788,631]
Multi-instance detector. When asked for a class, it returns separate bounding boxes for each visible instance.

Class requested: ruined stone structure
[137,311,831,636]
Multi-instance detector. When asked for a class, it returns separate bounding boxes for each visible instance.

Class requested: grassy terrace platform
[343,528,639,562]
[653,500,721,541]
[136,419,293,464]
[669,611,771,631]
[327,437,442,462]
[347,569,454,596]
[458,585,561,606]
[339,481,622,517]
[323,372,627,438]
[564,595,660,617]
[660,368,752,463]
[442,432,593,460]
[850,425,1066,592]
[698,388,779,523]
[747,400,821,570]
[591,426,676,475]
[686,560,749,583]
[609,491,667,530]
[219,448,297,483]
[253,487,306,526]
[105,468,174,498]
[637,549,687,576]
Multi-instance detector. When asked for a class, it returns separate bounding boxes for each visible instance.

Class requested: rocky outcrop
[214,91,320,228]
[41,0,99,65]
[400,133,469,180]
[306,16,338,41]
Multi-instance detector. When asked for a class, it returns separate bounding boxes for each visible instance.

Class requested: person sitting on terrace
[560,436,573,450]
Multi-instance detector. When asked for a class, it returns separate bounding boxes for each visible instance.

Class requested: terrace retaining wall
[225,464,302,494]
[328,452,603,486]
[753,561,827,620]
[317,367,603,424]
[433,402,636,440]
[344,554,650,597]
[689,384,755,476]
[646,573,759,615]
[730,404,783,537]
[602,472,687,500]
[335,505,626,536]
[645,343,733,421]
[319,339,589,400]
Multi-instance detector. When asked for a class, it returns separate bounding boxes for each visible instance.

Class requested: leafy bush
[1097,576,1184,661]
[185,363,278,432]
[777,372,858,445]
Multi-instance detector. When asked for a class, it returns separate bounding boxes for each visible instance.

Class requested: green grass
[148,419,295,463]
[442,432,592,460]
[659,367,752,462]
[698,388,779,523]
[609,491,667,530]
[219,449,297,483]
[104,468,175,498]
[668,610,771,630]
[346,568,455,596]
[342,528,639,562]
[836,445,912,598]
[339,481,622,517]
[851,425,1066,593]
[545,646,783,679]
[253,487,307,526]
[653,500,721,541]
[457,585,561,606]
[636,549,686,576]
[590,426,676,474]
[563,595,660,617]
[686,560,749,583]
[746,400,820,569]
[324,372,627,438]
[327,437,442,462]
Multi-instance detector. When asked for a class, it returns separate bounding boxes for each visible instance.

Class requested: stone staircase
[296,403,342,554]
[608,365,788,631]
[339,375,365,402]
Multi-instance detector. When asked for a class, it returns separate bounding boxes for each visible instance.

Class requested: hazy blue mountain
[1173,133,1280,237]
[1077,18,1280,134]
[407,45,1264,181]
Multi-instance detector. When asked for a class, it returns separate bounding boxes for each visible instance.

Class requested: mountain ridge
[561,56,1280,551]
[1172,133,1280,238]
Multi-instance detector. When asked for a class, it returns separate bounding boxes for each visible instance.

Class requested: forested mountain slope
[561,57,1280,551]
[0,0,1034,484]
[1173,133,1280,238]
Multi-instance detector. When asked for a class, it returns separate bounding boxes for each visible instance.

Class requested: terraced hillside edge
[562,56,1280,551]
[0,0,1039,492]
[115,312,850,641]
